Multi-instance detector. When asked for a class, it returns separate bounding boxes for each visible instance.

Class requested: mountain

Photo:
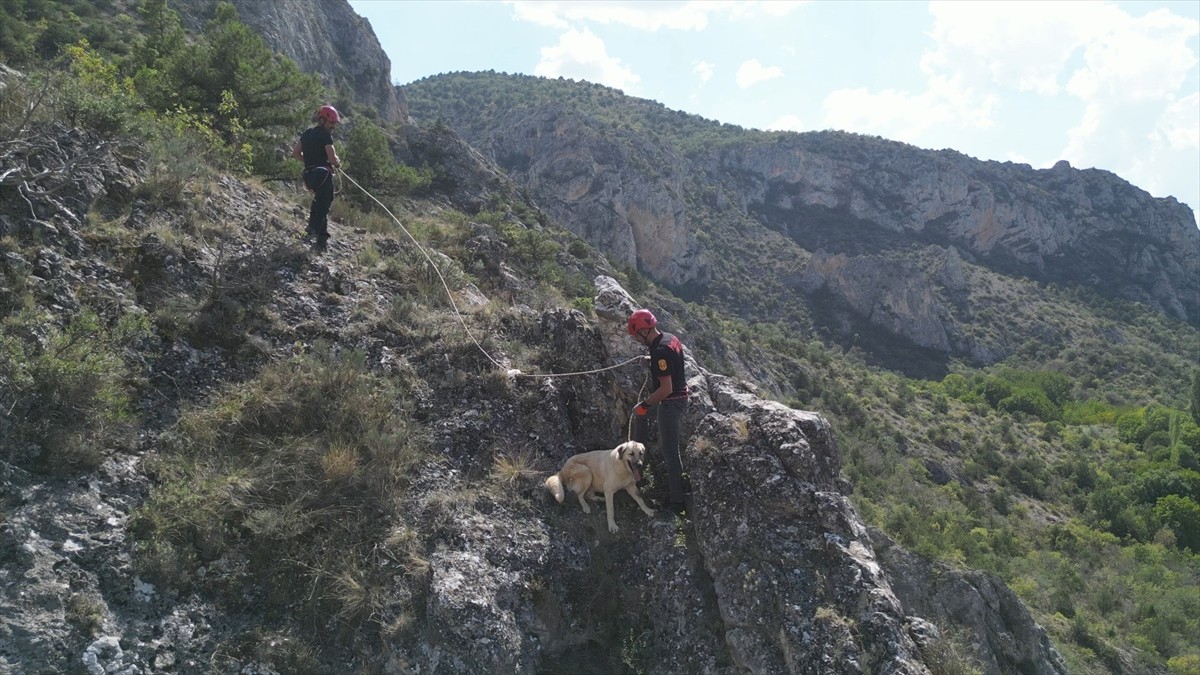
[1,2,1197,674]
[404,73,1199,378]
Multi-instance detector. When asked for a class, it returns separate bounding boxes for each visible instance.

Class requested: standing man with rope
[628,309,690,516]
[293,105,342,249]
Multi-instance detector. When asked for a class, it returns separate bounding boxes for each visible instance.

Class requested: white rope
[338,171,642,380]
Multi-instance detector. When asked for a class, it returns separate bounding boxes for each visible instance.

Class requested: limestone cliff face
[178,0,408,123]
[712,136,1199,323]
[405,74,1198,351]
[484,105,709,287]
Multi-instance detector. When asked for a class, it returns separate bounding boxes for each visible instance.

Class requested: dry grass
[131,346,428,629]
[321,444,359,482]
[491,449,544,486]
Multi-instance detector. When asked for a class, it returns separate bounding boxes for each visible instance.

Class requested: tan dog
[545,441,656,532]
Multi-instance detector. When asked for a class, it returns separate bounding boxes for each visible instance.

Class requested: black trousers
[303,167,334,237]
[633,398,688,504]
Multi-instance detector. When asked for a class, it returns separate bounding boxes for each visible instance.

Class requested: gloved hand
[635,401,649,416]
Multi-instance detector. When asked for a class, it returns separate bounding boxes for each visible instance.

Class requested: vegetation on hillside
[3,4,1198,673]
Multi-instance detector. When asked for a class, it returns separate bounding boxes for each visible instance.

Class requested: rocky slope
[0,87,1068,674]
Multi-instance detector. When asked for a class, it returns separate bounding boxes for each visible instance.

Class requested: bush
[61,39,138,134]
[999,388,1059,421]
[1155,495,1200,552]
[0,308,147,471]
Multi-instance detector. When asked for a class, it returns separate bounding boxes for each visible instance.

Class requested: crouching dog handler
[292,105,343,249]
[627,309,690,516]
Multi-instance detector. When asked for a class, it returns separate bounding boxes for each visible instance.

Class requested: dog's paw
[581,504,592,514]
[608,522,619,533]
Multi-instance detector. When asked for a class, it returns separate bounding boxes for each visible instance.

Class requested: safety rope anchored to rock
[338,171,643,380]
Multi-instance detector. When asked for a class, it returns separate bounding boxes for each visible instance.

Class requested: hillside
[1,2,1198,674]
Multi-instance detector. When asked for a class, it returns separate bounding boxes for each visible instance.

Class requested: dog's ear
[617,442,629,459]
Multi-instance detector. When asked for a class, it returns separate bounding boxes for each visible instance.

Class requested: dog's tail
[545,473,565,503]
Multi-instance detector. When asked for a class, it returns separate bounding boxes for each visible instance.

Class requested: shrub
[60,39,137,134]
[998,388,1059,421]
[1154,495,1200,552]
[0,308,146,471]
[1168,654,1200,675]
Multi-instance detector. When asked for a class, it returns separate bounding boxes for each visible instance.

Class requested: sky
[347,0,1200,223]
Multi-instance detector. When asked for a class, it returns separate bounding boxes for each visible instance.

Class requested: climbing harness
[302,165,332,192]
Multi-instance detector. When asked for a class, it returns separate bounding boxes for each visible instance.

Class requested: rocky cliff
[177,0,408,123]
[0,87,1066,673]
[403,73,1200,375]
[713,136,1199,324]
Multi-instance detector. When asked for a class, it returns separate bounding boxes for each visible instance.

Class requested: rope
[337,171,643,380]
[627,375,649,442]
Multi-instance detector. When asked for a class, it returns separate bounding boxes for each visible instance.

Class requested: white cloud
[534,28,641,91]
[1053,7,1199,210]
[508,1,805,32]
[923,1,1124,96]
[817,0,1198,215]
[766,114,805,132]
[823,88,957,142]
[692,60,714,83]
[1156,93,1200,150]
[736,59,783,88]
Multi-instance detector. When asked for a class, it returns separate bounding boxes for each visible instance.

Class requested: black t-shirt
[299,126,334,168]
[648,332,689,400]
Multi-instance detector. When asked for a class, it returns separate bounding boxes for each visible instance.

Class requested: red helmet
[627,309,657,336]
[317,105,341,123]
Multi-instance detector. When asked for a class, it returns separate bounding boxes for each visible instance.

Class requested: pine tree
[161,2,321,144]
[131,0,184,69]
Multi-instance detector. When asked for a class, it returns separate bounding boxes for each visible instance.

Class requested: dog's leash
[626,374,650,442]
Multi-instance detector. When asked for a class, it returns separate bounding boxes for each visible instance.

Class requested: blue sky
[348,1,1200,222]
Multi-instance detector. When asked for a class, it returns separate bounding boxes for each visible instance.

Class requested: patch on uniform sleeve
[657,359,668,371]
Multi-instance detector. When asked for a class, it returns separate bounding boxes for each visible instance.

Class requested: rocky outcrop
[178,0,408,123]
[484,105,709,287]
[872,529,1069,675]
[680,374,921,674]
[799,250,956,353]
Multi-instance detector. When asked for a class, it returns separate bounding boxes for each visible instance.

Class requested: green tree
[154,2,321,147]
[998,389,1059,421]
[1117,409,1150,446]
[344,119,395,190]
[131,0,184,69]
[1154,494,1200,552]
